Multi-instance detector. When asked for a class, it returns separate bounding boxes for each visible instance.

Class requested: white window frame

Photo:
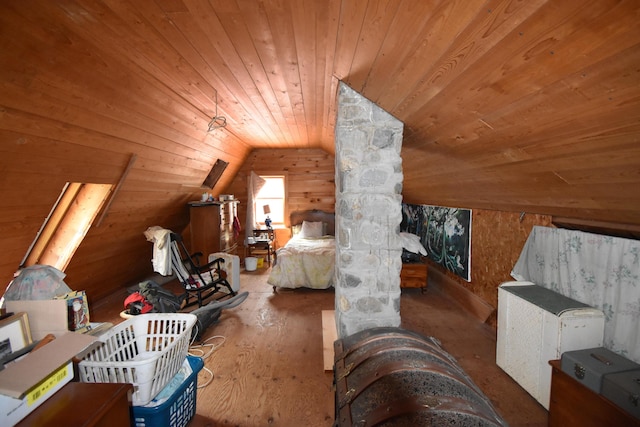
[254,175,286,228]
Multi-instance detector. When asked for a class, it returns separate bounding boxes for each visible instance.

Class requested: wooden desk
[548,359,640,427]
[17,382,133,427]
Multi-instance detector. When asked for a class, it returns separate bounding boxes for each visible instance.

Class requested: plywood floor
[91,268,548,427]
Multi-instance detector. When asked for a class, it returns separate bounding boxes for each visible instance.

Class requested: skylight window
[22,182,112,271]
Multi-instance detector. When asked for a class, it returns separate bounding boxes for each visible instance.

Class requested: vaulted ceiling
[2,0,640,227]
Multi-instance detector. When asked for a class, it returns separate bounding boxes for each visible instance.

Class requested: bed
[267,210,335,290]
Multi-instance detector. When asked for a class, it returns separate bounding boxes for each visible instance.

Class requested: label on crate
[26,363,70,406]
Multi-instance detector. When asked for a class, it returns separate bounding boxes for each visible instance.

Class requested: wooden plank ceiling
[1,0,640,297]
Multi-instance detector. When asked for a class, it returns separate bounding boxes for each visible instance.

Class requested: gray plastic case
[560,347,640,393]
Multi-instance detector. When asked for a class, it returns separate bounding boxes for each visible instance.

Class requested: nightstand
[247,229,276,266]
[400,261,428,291]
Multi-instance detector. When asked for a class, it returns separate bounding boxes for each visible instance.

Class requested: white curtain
[245,171,266,246]
[512,226,640,363]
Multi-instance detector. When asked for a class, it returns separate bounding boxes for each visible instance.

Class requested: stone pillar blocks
[334,82,404,338]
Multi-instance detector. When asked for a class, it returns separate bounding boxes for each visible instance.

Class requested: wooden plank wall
[0,138,249,303]
[225,148,336,251]
[1,0,637,318]
[0,0,252,300]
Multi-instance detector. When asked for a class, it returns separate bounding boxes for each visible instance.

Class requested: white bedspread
[267,236,335,289]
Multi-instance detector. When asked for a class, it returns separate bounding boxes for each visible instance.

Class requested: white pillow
[300,221,323,238]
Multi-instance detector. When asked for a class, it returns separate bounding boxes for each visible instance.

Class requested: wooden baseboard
[322,310,337,371]
[427,266,495,323]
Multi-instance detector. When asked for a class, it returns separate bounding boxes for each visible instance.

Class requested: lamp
[263,205,272,229]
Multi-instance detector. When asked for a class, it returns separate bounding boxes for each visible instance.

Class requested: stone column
[334,82,404,338]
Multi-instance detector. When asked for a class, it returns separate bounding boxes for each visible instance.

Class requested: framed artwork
[0,312,33,361]
[401,203,472,282]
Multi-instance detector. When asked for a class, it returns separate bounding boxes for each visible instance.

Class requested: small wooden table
[247,229,276,266]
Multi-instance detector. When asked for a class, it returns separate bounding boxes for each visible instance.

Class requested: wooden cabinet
[548,359,640,427]
[401,262,428,290]
[17,382,133,427]
[189,200,239,257]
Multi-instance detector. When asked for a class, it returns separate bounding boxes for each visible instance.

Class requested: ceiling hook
[208,90,227,132]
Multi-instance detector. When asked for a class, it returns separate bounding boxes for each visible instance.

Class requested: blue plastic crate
[131,356,204,427]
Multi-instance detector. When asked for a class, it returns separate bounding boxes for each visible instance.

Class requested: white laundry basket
[78,313,196,405]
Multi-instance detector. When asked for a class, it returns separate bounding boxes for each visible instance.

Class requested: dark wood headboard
[290,209,335,236]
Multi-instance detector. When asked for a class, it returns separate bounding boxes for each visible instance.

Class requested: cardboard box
[5,300,69,341]
[0,332,98,426]
[5,291,91,340]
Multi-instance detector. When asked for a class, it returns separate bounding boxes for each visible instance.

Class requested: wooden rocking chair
[169,232,236,308]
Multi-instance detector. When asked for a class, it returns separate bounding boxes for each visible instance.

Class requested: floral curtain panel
[511,226,640,363]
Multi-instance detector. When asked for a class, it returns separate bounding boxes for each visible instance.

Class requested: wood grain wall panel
[402,2,638,143]
[200,2,291,145]
[180,0,282,145]
[290,0,319,147]
[225,148,335,250]
[351,0,438,102]
[0,108,205,165]
[1,16,231,156]
[0,1,254,298]
[421,59,640,160]
[319,2,341,150]
[257,0,317,147]
[131,7,255,132]
[234,1,300,147]
[376,0,488,114]
[342,0,401,94]
[332,0,368,81]
[268,1,317,147]
[1,87,219,166]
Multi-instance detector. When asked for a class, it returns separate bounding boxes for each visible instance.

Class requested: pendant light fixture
[207,90,227,132]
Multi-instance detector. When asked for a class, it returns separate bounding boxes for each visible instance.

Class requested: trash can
[245,257,257,271]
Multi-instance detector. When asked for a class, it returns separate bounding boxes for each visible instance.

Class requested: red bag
[124,292,154,315]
